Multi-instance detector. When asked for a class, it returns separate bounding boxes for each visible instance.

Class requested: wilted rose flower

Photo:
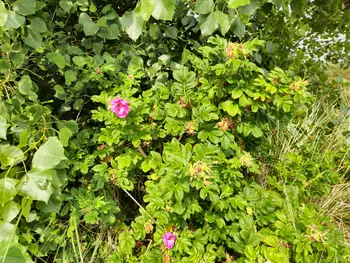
[162,232,176,250]
[110,97,130,118]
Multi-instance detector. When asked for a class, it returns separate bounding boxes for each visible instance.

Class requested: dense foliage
[0,0,349,262]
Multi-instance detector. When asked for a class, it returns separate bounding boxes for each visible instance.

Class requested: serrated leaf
[195,0,214,14]
[0,116,7,139]
[18,75,32,95]
[0,178,18,205]
[121,11,144,41]
[222,101,239,116]
[199,12,218,37]
[13,0,36,16]
[0,201,20,222]
[214,11,231,35]
[152,0,174,20]
[228,0,250,9]
[0,1,8,27]
[32,137,66,170]
[23,30,42,49]
[5,11,25,29]
[17,169,53,202]
[118,231,135,255]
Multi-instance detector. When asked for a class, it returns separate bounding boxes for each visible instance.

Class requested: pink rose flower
[162,232,176,250]
[110,97,130,118]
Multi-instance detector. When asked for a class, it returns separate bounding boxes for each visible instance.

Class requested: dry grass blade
[319,182,350,242]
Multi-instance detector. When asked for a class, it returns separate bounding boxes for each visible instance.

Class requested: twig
[138,144,147,157]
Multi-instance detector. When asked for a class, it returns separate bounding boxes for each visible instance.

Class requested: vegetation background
[0,0,349,262]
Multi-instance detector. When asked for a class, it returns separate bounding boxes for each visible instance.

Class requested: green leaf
[72,56,86,67]
[231,89,243,99]
[228,0,250,9]
[0,222,14,241]
[0,201,20,222]
[199,12,218,37]
[28,17,47,33]
[214,11,231,35]
[32,137,66,170]
[118,231,135,255]
[149,24,160,39]
[59,127,72,147]
[121,11,144,41]
[0,242,26,263]
[21,198,32,221]
[59,0,73,12]
[239,0,258,15]
[137,0,156,21]
[46,52,65,69]
[0,1,8,27]
[262,235,279,247]
[152,0,174,20]
[54,85,65,100]
[239,93,251,107]
[0,178,18,205]
[79,13,99,36]
[23,30,42,49]
[0,146,24,168]
[164,26,177,39]
[13,0,36,16]
[36,192,62,213]
[18,129,28,148]
[283,103,291,112]
[17,169,53,202]
[195,0,214,14]
[242,124,251,136]
[83,21,99,36]
[222,101,239,116]
[0,116,7,139]
[57,120,79,134]
[64,70,77,85]
[98,24,120,39]
[291,0,307,15]
[18,75,32,95]
[252,126,263,138]
[5,11,25,29]
[266,41,277,53]
[232,16,245,39]
[13,53,25,68]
